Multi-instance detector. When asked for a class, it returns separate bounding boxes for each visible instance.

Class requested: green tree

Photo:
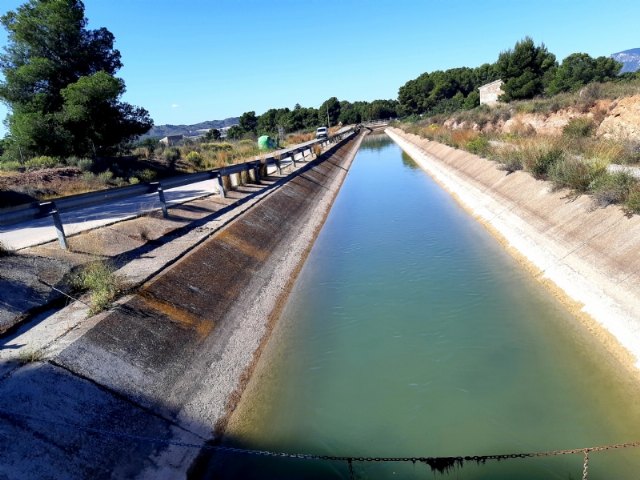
[139,137,158,158]
[338,101,361,125]
[226,125,244,140]
[319,97,340,127]
[463,90,480,109]
[0,0,151,159]
[546,53,622,95]
[205,128,221,141]
[60,71,150,156]
[495,37,557,101]
[398,65,496,116]
[239,110,258,135]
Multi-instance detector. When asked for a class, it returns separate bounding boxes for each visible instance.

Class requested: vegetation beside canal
[398,78,640,215]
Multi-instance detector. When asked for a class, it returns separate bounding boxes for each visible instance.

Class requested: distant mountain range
[144,117,239,139]
[611,48,640,74]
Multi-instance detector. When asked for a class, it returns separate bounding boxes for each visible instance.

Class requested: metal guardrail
[0,127,357,249]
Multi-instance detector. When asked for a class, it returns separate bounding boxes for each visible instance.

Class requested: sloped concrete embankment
[0,132,365,480]
[386,127,640,372]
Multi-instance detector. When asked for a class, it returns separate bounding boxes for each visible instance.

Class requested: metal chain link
[582,449,590,480]
[1,406,639,475]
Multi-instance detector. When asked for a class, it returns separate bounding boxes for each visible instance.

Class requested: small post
[216,172,226,198]
[157,184,168,218]
[253,164,261,184]
[51,207,68,250]
[291,152,297,167]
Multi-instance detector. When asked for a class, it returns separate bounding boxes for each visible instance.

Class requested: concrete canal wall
[0,132,365,479]
[387,127,640,373]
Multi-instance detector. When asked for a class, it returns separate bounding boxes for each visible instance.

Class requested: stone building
[159,135,183,146]
[479,79,504,106]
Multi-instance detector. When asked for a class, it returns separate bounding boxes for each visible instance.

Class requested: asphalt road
[0,178,221,250]
[0,131,357,251]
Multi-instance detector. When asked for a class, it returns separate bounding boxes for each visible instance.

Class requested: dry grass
[18,348,45,364]
[72,260,123,315]
[284,132,315,145]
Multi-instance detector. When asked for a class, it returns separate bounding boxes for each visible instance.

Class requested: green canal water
[211,135,640,479]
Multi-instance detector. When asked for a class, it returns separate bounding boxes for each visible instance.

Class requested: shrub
[516,139,565,179]
[72,261,122,315]
[465,136,490,156]
[618,141,640,165]
[548,157,607,192]
[0,160,22,171]
[493,147,524,173]
[65,156,94,171]
[136,169,157,183]
[18,349,44,364]
[185,151,203,168]
[202,142,233,152]
[163,147,180,163]
[97,170,114,184]
[129,176,140,185]
[563,118,595,138]
[24,155,60,170]
[576,83,602,111]
[590,171,637,207]
[77,158,94,171]
[81,171,96,182]
[624,185,640,215]
[449,129,476,149]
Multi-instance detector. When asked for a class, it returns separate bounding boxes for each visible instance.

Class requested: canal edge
[386,127,640,380]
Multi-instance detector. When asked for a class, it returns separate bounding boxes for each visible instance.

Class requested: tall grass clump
[548,157,607,193]
[18,349,45,364]
[72,260,122,315]
[65,156,94,171]
[563,118,595,138]
[24,155,60,170]
[624,185,640,215]
[185,151,203,168]
[465,135,491,156]
[492,145,524,173]
[590,171,638,207]
[514,138,565,179]
[618,141,640,165]
[0,160,22,171]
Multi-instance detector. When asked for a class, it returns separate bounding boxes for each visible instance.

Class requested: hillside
[143,117,239,139]
[611,48,640,73]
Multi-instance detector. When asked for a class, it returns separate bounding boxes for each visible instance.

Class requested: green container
[258,135,276,150]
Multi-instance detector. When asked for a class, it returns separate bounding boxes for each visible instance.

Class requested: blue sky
[0,0,638,134]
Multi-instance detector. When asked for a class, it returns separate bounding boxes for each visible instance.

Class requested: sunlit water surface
[209,135,640,479]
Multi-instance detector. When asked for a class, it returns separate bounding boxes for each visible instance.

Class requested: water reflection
[202,134,640,479]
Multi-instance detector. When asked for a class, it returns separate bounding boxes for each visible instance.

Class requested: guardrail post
[157,184,169,218]
[216,172,226,198]
[252,164,261,184]
[291,152,297,168]
[51,207,69,250]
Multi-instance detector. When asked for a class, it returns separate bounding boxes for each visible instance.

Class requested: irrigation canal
[201,134,640,479]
